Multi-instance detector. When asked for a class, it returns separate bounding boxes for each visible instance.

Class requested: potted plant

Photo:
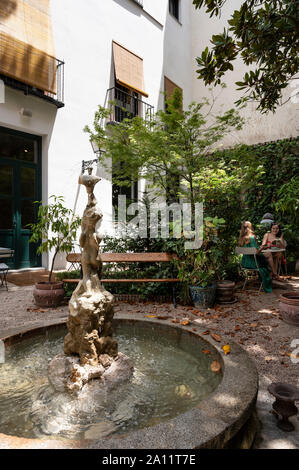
[29,196,81,307]
[176,217,225,309]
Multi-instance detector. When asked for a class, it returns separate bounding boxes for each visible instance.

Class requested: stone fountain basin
[0,315,258,449]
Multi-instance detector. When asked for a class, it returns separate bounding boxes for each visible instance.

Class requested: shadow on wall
[0,32,57,94]
[112,0,142,18]
[0,0,17,19]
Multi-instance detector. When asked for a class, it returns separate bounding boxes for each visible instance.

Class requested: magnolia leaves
[193,0,298,112]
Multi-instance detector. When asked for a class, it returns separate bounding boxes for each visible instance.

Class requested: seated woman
[262,222,285,279]
[239,221,272,293]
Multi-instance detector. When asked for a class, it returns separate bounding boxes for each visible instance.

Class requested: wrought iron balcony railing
[43,59,65,106]
[0,59,64,108]
[106,86,154,124]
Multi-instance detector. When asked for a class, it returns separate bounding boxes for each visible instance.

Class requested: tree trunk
[48,248,59,283]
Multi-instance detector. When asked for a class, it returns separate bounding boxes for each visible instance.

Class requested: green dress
[241,236,272,293]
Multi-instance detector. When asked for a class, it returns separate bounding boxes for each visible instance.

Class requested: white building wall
[190,0,299,146]
[162,0,193,109]
[0,0,193,269]
[47,0,194,268]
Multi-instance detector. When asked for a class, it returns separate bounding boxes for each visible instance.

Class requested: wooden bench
[64,252,179,307]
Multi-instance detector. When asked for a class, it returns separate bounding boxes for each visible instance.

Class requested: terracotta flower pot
[216,280,236,304]
[33,281,65,308]
[279,291,299,326]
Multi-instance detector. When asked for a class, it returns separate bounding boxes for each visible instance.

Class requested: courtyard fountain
[0,169,259,448]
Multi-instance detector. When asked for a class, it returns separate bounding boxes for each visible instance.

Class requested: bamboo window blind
[0,0,57,93]
[164,76,183,100]
[113,41,148,97]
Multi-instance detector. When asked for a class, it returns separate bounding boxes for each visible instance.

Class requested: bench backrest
[0,249,14,259]
[66,252,178,263]
[235,247,257,255]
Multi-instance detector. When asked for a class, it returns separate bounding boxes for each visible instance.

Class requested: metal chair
[278,240,287,275]
[235,247,263,293]
[0,249,14,291]
[66,244,82,271]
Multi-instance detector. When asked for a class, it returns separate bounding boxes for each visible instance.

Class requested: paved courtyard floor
[0,275,298,449]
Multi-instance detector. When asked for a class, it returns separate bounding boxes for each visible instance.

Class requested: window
[169,0,180,21]
[111,42,151,207]
[164,76,183,110]
[112,41,148,97]
[114,81,139,123]
[112,157,138,209]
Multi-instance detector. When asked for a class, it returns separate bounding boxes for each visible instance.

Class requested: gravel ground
[0,277,298,449]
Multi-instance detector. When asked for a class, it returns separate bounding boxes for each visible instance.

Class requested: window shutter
[0,0,57,93]
[113,41,148,97]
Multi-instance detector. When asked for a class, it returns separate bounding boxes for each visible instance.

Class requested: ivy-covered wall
[218,136,299,261]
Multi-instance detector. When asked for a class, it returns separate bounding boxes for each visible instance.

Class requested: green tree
[193,0,299,112]
[84,90,244,217]
[29,196,81,283]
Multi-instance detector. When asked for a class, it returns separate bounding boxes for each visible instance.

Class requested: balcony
[0,32,64,108]
[106,86,154,124]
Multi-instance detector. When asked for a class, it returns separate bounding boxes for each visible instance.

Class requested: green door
[0,127,42,269]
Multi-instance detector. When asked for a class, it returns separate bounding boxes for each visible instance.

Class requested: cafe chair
[235,247,263,293]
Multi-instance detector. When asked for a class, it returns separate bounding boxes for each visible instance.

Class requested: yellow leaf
[222,344,231,355]
[145,315,157,318]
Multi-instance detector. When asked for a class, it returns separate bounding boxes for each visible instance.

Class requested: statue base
[48,352,134,394]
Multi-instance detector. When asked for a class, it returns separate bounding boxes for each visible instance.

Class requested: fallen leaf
[265,356,273,362]
[235,325,240,331]
[171,319,180,323]
[180,320,190,326]
[202,349,211,355]
[222,344,231,355]
[145,315,157,318]
[157,315,171,320]
[202,330,210,335]
[250,322,258,328]
[210,360,221,373]
[211,333,222,342]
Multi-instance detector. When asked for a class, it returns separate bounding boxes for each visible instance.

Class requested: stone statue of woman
[64,169,118,365]
[78,172,103,291]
